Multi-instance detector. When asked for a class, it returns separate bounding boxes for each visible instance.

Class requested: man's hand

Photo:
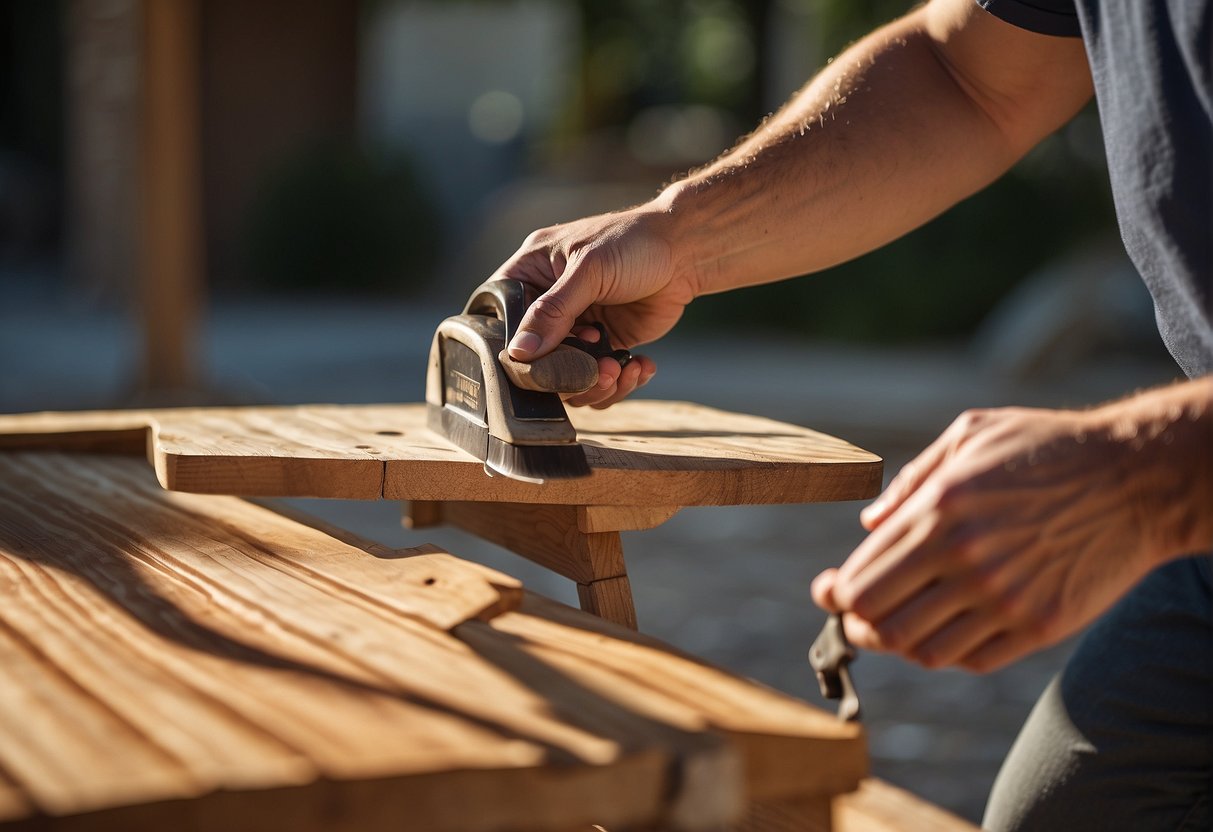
[812,379,1213,673]
[492,203,695,408]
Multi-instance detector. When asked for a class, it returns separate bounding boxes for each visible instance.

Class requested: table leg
[405,501,680,630]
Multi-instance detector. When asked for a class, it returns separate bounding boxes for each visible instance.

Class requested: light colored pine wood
[833,778,979,831]
[737,796,832,831]
[0,452,869,831]
[486,593,867,803]
[0,402,882,506]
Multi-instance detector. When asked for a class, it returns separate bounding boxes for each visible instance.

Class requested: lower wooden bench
[3,451,866,831]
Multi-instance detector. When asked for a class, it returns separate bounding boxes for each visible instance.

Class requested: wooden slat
[833,778,980,831]
[0,453,870,830]
[479,593,867,802]
[0,402,882,506]
[0,454,721,829]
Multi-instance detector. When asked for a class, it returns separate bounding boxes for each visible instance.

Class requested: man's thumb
[507,274,598,360]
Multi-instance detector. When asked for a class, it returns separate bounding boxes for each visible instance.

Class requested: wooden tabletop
[0,401,882,506]
[0,452,865,831]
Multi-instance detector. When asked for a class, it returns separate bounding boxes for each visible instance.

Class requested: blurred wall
[360,0,577,232]
[201,0,357,288]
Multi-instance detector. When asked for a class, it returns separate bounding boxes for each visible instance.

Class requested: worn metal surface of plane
[425,278,632,483]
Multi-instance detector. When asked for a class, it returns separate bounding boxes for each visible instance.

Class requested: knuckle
[958,408,988,429]
[523,226,555,247]
[529,293,570,323]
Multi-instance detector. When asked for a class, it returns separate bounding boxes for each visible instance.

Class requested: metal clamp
[809,613,861,722]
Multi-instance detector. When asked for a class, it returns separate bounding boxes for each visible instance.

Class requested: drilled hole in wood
[424,577,437,586]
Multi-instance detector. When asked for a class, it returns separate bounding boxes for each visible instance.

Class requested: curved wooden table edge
[0,405,884,506]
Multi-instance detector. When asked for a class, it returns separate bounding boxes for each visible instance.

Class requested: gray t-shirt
[978,0,1213,378]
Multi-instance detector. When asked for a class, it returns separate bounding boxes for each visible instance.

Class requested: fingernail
[508,331,541,358]
[598,374,614,390]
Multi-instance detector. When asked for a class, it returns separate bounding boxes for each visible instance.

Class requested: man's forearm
[652,0,1092,297]
[1097,375,1213,561]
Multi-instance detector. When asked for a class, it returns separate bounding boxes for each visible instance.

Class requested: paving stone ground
[3,288,1180,823]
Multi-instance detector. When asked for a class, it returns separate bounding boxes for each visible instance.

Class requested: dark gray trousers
[984,555,1212,831]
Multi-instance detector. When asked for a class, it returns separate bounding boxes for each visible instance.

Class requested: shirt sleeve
[976,0,1082,37]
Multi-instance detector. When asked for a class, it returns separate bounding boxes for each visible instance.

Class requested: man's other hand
[812,380,1213,673]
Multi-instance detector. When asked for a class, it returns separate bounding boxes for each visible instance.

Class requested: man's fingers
[860,420,963,531]
[564,355,655,408]
[508,267,603,360]
[851,578,971,656]
[831,491,948,620]
[908,609,1004,669]
[957,631,1034,674]
[810,568,841,613]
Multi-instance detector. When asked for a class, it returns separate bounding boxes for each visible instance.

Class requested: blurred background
[0,0,1183,822]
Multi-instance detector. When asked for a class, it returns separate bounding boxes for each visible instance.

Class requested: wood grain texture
[404,501,640,627]
[833,779,980,831]
[438,502,628,584]
[0,402,882,506]
[577,576,639,630]
[0,453,866,831]
[484,594,867,802]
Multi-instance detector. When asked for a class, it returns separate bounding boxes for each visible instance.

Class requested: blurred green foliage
[575,0,765,128]
[241,142,441,293]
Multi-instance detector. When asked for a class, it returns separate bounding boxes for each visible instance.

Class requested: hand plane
[425,278,632,483]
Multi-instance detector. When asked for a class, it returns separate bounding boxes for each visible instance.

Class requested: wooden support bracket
[405,500,680,630]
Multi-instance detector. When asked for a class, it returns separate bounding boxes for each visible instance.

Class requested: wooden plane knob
[497,345,599,393]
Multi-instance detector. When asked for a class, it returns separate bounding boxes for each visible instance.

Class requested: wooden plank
[0,451,876,829]
[833,778,979,832]
[0,453,743,831]
[738,796,832,831]
[479,593,867,802]
[0,402,882,506]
